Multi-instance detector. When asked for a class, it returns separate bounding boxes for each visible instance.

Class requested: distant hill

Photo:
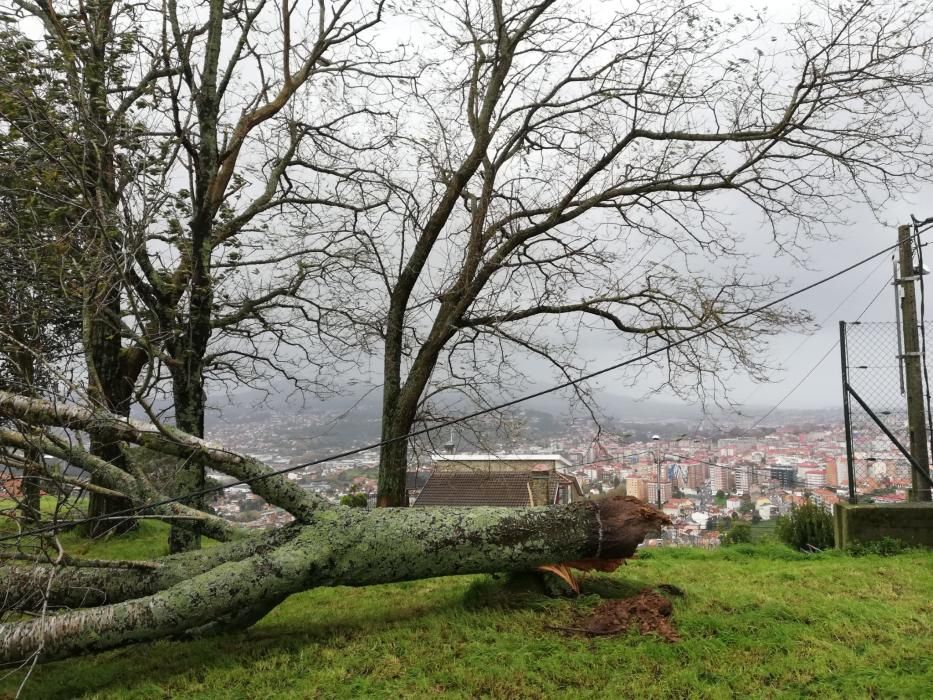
[206,382,838,430]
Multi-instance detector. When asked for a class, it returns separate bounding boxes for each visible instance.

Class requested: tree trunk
[0,526,294,613]
[376,321,439,506]
[377,313,407,506]
[83,289,137,537]
[76,0,144,537]
[9,351,43,522]
[0,496,668,663]
[0,391,323,522]
[168,365,206,553]
[20,446,41,523]
[377,425,409,507]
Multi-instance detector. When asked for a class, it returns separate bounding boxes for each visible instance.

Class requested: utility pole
[652,435,662,507]
[897,224,933,501]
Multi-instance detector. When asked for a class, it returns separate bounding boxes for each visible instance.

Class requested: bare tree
[120,0,393,551]
[311,0,933,505]
[2,0,397,550]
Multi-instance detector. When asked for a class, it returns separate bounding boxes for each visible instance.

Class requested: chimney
[529,464,552,506]
[443,429,456,455]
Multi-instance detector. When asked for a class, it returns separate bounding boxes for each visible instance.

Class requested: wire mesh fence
[841,321,930,498]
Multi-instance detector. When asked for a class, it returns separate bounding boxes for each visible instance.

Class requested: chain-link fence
[841,321,931,498]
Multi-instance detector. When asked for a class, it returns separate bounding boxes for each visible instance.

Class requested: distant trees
[339,487,369,508]
[721,521,752,546]
[776,498,834,551]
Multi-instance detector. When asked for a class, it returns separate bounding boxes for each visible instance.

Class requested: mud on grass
[552,586,683,642]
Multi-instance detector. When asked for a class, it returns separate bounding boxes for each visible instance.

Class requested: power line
[686,253,891,440]
[0,236,915,543]
[748,267,893,429]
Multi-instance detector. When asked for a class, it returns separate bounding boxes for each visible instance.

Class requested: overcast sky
[212,0,933,422]
[578,188,933,413]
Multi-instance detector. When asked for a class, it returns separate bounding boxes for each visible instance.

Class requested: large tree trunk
[377,436,409,507]
[168,361,207,553]
[0,496,668,663]
[376,320,440,506]
[83,288,138,538]
[377,309,407,506]
[19,450,41,523]
[11,350,41,523]
[166,240,211,553]
[74,0,148,538]
[166,4,221,549]
[0,527,293,613]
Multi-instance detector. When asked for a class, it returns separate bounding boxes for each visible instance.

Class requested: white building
[805,469,826,489]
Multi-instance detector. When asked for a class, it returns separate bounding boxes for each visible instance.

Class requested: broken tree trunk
[0,390,668,664]
[0,496,668,663]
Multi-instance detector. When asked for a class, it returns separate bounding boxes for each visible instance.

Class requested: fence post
[839,321,857,503]
[897,224,933,502]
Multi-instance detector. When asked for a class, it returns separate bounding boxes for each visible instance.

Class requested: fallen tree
[0,390,668,663]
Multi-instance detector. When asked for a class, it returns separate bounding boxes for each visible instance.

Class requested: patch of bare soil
[552,587,681,642]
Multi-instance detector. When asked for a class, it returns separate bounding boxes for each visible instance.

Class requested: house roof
[406,470,432,491]
[430,453,573,467]
[413,470,577,507]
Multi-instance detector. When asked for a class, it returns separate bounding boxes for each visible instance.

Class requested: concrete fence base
[833,502,933,549]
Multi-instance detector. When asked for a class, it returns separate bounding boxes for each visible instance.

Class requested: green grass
[0,497,218,560]
[2,529,932,699]
[749,518,778,542]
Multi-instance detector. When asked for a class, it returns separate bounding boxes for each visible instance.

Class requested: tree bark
[83,289,138,537]
[0,526,296,613]
[168,362,207,553]
[377,301,407,506]
[376,319,444,506]
[0,496,667,663]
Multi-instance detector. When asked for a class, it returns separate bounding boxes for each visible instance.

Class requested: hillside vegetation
[3,525,931,699]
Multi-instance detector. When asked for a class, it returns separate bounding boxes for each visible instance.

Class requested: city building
[646,478,672,506]
[805,469,826,489]
[710,465,735,493]
[770,465,796,489]
[686,463,707,490]
[734,462,758,495]
[626,476,647,501]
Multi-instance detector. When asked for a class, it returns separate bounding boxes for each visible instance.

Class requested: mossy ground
[2,521,931,699]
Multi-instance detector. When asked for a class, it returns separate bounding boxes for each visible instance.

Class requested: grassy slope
[3,524,931,700]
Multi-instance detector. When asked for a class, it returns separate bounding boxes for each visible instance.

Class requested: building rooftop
[413,470,580,507]
[431,453,573,467]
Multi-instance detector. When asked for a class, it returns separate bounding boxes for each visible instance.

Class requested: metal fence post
[839,321,857,503]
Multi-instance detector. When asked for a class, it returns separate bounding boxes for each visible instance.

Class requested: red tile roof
[413,471,568,507]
